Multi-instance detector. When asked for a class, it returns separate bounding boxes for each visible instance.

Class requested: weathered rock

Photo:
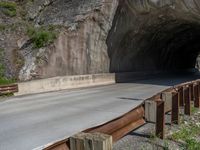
[25,0,56,20]
[19,0,118,80]
[2,0,200,81]
[17,36,30,49]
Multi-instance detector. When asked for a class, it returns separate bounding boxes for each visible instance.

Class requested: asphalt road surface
[0,74,199,150]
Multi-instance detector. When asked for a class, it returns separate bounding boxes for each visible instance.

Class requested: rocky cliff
[0,0,118,81]
[1,0,200,81]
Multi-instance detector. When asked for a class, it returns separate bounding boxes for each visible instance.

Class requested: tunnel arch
[107,0,200,73]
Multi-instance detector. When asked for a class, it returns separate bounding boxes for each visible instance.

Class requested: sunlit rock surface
[1,0,200,80]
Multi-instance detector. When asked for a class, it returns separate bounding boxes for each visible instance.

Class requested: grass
[172,123,200,140]
[191,106,199,114]
[0,77,15,85]
[171,122,200,150]
[0,2,17,17]
[184,138,200,150]
[27,26,56,48]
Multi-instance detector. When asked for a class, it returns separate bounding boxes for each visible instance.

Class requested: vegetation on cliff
[27,26,57,48]
[0,0,60,82]
[0,1,17,17]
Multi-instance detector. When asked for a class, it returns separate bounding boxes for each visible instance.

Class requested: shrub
[0,2,17,17]
[0,77,15,85]
[185,138,200,150]
[27,27,56,48]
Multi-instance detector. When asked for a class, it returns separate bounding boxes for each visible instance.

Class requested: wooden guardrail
[145,79,200,139]
[0,84,18,95]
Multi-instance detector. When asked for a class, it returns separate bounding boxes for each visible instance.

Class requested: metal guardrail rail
[44,106,145,150]
[0,84,18,95]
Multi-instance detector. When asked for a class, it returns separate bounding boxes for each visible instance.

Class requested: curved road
[0,74,199,150]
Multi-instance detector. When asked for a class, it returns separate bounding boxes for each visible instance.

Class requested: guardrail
[43,106,145,150]
[43,79,200,150]
[0,84,18,96]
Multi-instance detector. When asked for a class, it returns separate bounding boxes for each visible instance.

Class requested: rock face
[33,0,118,79]
[0,0,118,80]
[19,0,118,80]
[1,0,200,81]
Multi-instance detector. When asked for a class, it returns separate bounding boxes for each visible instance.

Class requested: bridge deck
[0,74,199,150]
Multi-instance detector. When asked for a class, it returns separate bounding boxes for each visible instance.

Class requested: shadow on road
[115,70,200,86]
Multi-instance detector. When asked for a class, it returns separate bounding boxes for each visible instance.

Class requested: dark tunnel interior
[106,1,200,74]
[146,22,200,70]
[138,22,200,71]
[107,20,200,73]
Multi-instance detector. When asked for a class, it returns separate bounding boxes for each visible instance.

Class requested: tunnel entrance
[107,1,200,74]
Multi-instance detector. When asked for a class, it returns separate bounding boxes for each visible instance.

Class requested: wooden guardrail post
[156,100,165,139]
[194,83,200,108]
[145,100,157,123]
[171,92,179,124]
[145,100,165,139]
[161,92,172,113]
[70,132,85,150]
[70,132,112,150]
[178,87,184,106]
[189,83,194,101]
[184,86,191,115]
[161,91,179,125]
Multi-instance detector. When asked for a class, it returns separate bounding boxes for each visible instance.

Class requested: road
[0,73,199,150]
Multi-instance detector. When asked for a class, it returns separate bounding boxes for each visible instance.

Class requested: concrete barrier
[15,73,115,96]
[16,71,189,96]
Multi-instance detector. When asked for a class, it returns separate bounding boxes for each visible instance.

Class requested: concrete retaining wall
[15,71,176,96]
[15,74,115,96]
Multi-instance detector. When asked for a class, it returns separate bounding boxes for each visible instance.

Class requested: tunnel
[107,0,200,73]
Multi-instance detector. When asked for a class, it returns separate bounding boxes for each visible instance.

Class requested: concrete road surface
[0,74,199,150]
